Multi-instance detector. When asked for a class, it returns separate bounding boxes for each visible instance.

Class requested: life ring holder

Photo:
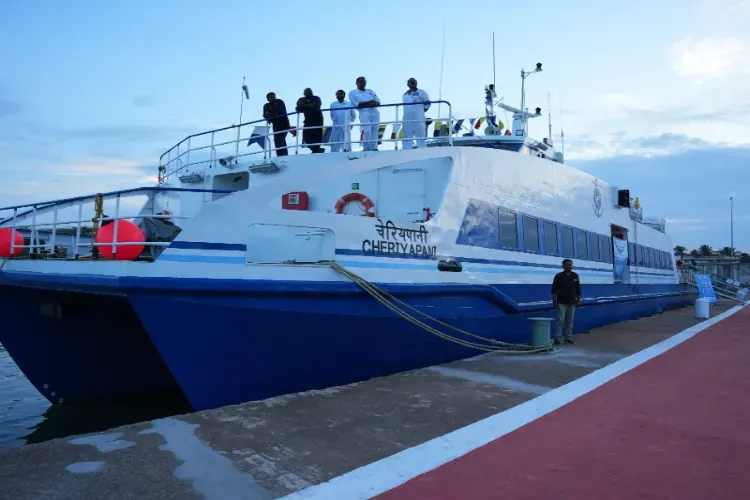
[335,192,375,217]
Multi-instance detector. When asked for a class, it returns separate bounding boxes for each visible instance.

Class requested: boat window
[629,243,636,265]
[456,199,500,250]
[658,250,664,269]
[652,248,658,269]
[498,208,518,249]
[523,216,540,252]
[576,230,588,260]
[561,226,574,258]
[590,233,601,261]
[645,247,651,268]
[544,221,558,255]
[602,236,612,263]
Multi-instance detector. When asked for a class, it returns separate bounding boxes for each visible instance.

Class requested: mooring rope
[325,260,553,354]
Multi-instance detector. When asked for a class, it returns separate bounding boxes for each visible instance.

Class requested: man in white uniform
[329,89,356,152]
[402,77,430,149]
[349,76,381,151]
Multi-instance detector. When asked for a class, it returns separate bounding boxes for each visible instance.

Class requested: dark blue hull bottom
[0,286,181,404]
[0,276,695,411]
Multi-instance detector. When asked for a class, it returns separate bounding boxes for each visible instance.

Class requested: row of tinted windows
[628,242,673,270]
[456,199,672,270]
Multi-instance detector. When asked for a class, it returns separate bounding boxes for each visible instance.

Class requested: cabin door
[611,225,630,284]
[377,168,426,223]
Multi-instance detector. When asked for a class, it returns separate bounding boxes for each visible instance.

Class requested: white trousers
[402,114,426,149]
[359,109,380,150]
[331,124,349,152]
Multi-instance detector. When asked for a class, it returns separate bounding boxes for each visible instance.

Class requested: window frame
[497,207,519,250]
[522,215,541,253]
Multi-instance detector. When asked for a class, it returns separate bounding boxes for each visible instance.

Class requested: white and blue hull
[0,146,693,410]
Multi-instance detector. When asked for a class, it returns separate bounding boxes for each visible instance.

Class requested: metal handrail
[0,186,238,260]
[157,100,455,183]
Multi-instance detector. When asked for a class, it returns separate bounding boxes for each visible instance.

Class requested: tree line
[673,245,750,263]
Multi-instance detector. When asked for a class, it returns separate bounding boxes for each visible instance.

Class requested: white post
[186,136,192,172]
[112,195,121,260]
[295,113,300,154]
[394,106,400,150]
[448,103,454,146]
[10,208,17,257]
[31,205,37,257]
[51,206,58,255]
[74,201,83,259]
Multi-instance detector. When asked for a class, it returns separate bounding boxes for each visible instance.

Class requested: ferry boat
[0,67,693,411]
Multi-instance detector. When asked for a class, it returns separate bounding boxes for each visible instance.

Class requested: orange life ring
[335,192,375,217]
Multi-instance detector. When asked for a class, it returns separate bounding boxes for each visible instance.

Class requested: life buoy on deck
[335,192,375,217]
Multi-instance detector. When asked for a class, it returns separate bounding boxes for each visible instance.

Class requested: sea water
[0,343,190,450]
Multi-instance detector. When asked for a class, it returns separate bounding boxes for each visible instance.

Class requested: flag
[452,119,464,134]
[390,122,400,140]
[246,125,268,148]
[474,117,485,129]
[289,126,297,137]
[433,121,441,137]
[489,115,498,128]
[377,123,387,144]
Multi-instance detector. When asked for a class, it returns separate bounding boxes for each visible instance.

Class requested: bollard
[695,297,710,319]
[527,317,555,346]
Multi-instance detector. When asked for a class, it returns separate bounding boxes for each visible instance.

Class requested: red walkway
[376,307,750,500]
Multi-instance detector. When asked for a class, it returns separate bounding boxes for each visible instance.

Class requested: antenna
[547,90,552,143]
[437,20,446,118]
[558,76,565,156]
[492,31,496,91]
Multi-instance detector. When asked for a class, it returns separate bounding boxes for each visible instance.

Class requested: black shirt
[551,271,581,305]
[295,95,323,126]
[263,99,290,130]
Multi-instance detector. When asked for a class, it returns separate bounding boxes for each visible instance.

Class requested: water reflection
[0,344,191,450]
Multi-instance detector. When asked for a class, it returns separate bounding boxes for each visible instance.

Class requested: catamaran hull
[0,285,181,405]
[0,276,694,411]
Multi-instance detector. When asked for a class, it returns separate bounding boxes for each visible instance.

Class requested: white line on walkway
[279,304,746,500]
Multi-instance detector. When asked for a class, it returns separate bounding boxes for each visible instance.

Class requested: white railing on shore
[0,187,235,261]
[158,100,457,183]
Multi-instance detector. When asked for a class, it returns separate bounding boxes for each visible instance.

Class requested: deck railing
[0,187,234,261]
[678,268,748,302]
[158,100,455,183]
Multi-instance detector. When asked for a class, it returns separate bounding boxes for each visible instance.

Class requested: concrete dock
[0,300,744,500]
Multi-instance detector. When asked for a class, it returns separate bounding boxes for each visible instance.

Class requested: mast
[547,90,552,142]
[558,76,565,156]
[437,20,446,118]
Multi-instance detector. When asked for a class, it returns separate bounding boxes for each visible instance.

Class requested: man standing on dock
[551,259,581,345]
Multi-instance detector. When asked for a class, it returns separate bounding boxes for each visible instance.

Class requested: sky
[0,0,748,251]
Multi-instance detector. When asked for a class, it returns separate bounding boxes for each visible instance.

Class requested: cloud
[0,97,24,118]
[565,132,723,160]
[670,36,748,81]
[571,147,750,250]
[132,95,154,107]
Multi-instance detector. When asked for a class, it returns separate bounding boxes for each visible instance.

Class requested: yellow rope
[327,261,553,354]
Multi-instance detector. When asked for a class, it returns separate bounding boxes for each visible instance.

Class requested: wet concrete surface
[0,301,736,500]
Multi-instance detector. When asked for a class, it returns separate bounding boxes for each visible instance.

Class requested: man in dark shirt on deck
[263,92,290,156]
[551,259,581,345]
